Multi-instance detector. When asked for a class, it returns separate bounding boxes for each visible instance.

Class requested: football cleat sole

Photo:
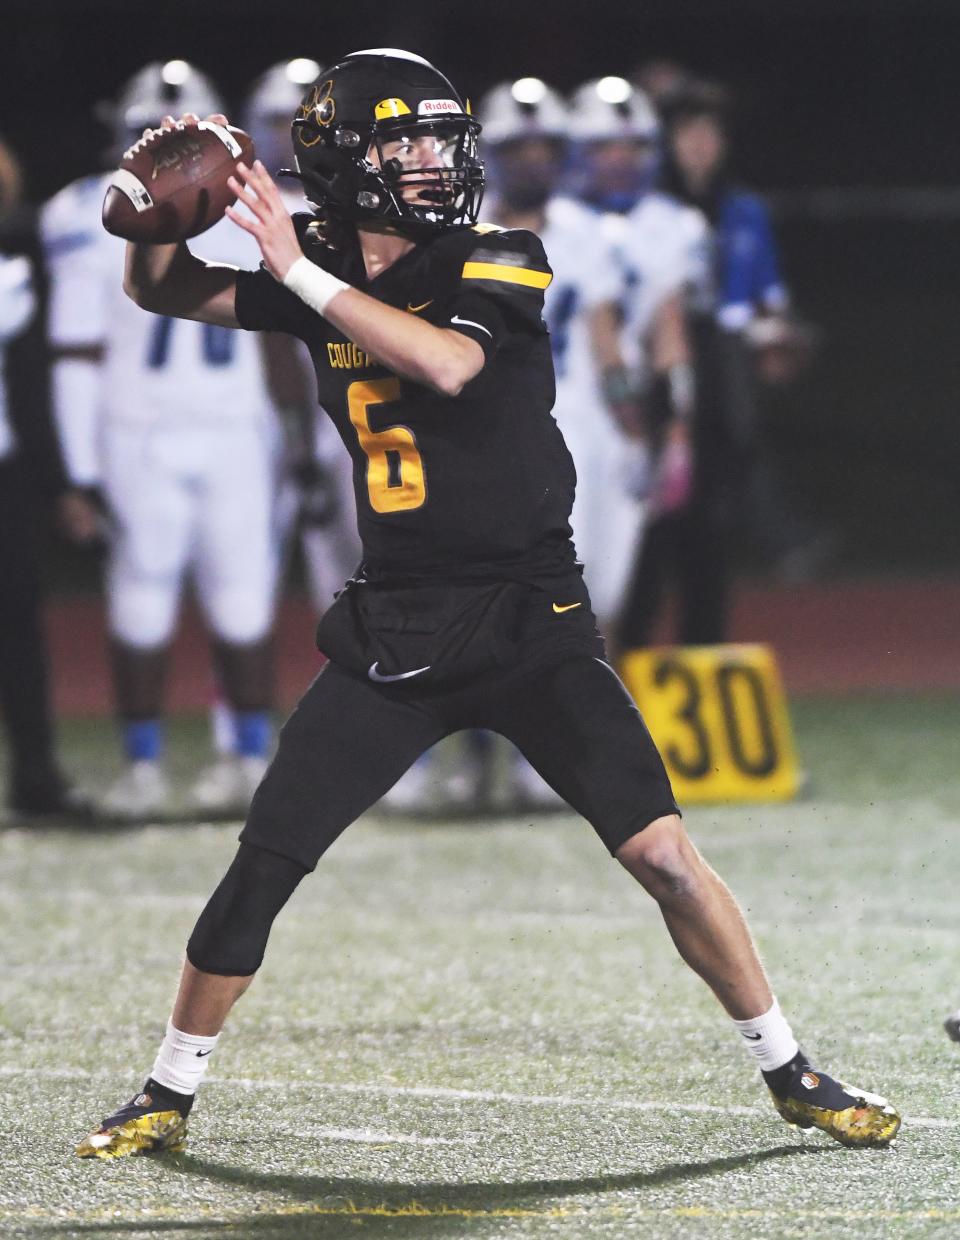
[771,1085,901,1148]
[76,1110,188,1159]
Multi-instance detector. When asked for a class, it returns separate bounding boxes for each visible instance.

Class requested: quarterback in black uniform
[77,49,898,1158]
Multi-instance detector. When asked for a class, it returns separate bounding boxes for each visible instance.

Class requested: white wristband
[282,255,350,317]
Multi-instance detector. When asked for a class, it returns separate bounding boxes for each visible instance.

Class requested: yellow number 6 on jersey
[347,377,426,513]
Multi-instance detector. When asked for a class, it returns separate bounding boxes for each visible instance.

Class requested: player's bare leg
[616,814,900,1147]
[617,814,771,1018]
[172,959,254,1035]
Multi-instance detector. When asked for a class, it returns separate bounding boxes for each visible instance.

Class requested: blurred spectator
[630,58,698,108]
[0,137,91,819]
[42,62,283,821]
[658,82,832,582]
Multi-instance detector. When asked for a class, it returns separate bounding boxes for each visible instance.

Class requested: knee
[203,585,273,646]
[615,814,701,900]
[109,579,178,646]
[187,842,308,975]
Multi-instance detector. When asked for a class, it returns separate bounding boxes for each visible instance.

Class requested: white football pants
[104,420,280,648]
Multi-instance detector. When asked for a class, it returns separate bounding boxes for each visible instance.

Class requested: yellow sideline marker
[619,644,801,802]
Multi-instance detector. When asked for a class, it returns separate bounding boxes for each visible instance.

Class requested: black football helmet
[290,48,484,233]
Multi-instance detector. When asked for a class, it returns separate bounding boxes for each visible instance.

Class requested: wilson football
[102,121,255,243]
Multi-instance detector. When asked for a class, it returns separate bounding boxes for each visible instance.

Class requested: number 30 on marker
[619,645,802,802]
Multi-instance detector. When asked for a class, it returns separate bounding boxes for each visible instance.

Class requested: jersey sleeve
[749,198,788,311]
[41,179,107,347]
[41,181,106,485]
[234,265,311,336]
[717,193,788,330]
[446,227,553,361]
[234,213,321,338]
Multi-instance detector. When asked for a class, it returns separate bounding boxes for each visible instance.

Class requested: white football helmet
[478,78,569,147]
[115,61,224,135]
[478,78,570,210]
[568,76,659,143]
[244,58,322,175]
[567,77,660,212]
[244,58,322,126]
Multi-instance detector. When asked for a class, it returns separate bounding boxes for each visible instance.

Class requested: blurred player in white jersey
[568,78,709,646]
[483,78,637,629]
[243,59,361,616]
[43,62,281,820]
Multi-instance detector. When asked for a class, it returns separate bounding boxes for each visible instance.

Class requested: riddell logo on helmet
[418,99,461,115]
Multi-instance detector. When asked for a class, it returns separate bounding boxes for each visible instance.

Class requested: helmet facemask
[367,115,484,230]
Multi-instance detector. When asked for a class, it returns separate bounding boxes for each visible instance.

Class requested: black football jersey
[234,218,577,583]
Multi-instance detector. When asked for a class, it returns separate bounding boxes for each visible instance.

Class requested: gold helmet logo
[374,97,412,120]
[296,80,336,146]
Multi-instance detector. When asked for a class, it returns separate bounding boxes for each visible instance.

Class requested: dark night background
[4,0,959,572]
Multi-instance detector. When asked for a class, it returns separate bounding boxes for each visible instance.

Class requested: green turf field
[2,695,960,1238]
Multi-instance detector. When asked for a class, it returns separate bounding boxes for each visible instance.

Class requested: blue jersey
[715,191,787,330]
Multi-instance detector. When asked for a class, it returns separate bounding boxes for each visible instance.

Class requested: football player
[42,62,283,820]
[567,77,707,640]
[76,49,899,1158]
[654,82,832,591]
[483,78,639,632]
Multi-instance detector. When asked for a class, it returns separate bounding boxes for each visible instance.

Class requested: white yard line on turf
[307,1127,473,1146]
[1,1065,953,1129]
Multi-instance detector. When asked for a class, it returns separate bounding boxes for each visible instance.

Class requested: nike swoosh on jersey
[407,300,433,313]
[368,661,432,684]
[449,314,493,339]
[552,602,582,614]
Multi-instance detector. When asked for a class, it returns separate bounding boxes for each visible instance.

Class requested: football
[102,121,255,244]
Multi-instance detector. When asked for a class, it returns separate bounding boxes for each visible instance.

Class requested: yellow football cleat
[769,1065,901,1148]
[76,1083,190,1159]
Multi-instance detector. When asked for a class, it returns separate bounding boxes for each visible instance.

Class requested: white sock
[149,1020,220,1096]
[732,998,799,1072]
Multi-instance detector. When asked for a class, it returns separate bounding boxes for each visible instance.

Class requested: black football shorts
[242,578,678,868]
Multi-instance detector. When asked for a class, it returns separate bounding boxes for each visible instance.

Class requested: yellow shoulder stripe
[461,261,552,289]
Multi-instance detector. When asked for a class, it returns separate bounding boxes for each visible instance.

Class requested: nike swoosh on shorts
[368,662,432,684]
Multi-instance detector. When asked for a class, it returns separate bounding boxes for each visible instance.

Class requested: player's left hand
[58,487,109,545]
[225,161,301,282]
